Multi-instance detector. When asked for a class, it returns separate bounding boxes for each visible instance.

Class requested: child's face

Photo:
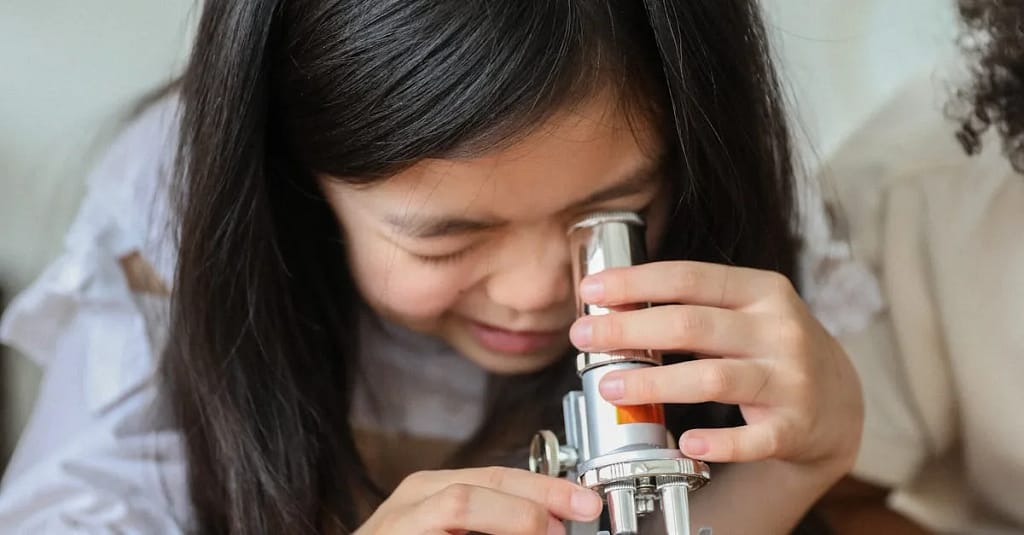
[320,93,668,375]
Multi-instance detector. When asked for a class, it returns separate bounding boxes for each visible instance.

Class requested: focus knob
[529,430,577,477]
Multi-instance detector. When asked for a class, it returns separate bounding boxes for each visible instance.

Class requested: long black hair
[163,1,804,533]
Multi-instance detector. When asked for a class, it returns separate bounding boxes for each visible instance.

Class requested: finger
[578,261,795,310]
[407,484,565,535]
[598,358,776,406]
[396,467,602,522]
[571,305,760,357]
[678,423,785,463]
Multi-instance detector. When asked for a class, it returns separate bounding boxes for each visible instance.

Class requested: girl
[0,1,862,533]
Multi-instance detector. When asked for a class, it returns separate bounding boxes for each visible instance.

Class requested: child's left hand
[568,261,863,476]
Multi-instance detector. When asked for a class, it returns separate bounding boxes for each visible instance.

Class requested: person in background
[820,1,1024,533]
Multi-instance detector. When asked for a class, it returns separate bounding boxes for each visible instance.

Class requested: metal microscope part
[530,211,713,535]
[658,477,692,535]
[576,448,710,490]
[605,482,640,535]
[529,429,577,478]
[568,212,660,372]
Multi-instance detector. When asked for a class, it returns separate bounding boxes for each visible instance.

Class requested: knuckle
[670,264,704,296]
[699,364,732,399]
[374,512,402,534]
[434,483,473,524]
[775,317,809,353]
[670,308,707,346]
[482,466,510,489]
[788,366,814,398]
[751,361,776,404]
[397,470,432,494]
[762,426,784,457]
[766,271,796,299]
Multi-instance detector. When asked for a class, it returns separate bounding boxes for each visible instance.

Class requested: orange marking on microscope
[616,404,665,425]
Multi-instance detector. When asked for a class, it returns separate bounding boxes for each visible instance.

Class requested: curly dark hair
[953,0,1024,171]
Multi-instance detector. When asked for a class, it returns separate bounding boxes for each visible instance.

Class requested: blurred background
[0,1,958,464]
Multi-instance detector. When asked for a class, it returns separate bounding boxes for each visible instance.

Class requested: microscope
[529,211,710,535]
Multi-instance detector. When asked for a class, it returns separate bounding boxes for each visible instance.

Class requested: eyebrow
[385,161,663,239]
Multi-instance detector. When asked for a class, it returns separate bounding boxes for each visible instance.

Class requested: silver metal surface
[576,447,692,474]
[529,212,713,534]
[569,212,654,371]
[636,494,656,515]
[606,483,639,535]
[568,212,646,323]
[529,430,558,476]
[563,391,589,469]
[659,479,692,535]
[579,456,710,492]
[568,520,603,535]
[581,362,667,458]
[529,430,578,477]
[576,350,661,373]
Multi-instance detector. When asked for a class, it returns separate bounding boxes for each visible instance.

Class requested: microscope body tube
[580,362,667,457]
[569,213,669,459]
[530,211,710,535]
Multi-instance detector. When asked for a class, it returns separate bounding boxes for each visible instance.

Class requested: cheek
[345,232,475,321]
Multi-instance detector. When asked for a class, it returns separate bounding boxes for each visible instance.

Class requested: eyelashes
[411,246,476,266]
[408,202,655,267]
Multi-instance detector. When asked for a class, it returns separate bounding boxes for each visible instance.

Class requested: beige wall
[0,1,957,459]
[763,0,959,173]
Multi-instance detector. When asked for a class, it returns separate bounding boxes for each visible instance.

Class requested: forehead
[343,95,662,220]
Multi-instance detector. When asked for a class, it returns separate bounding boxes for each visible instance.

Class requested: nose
[485,223,572,314]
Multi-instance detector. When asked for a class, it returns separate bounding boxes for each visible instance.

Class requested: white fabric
[824,75,1024,534]
[0,99,187,533]
[798,176,885,337]
[0,94,877,532]
[0,97,490,533]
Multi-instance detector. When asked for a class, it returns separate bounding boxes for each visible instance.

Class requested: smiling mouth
[465,319,568,355]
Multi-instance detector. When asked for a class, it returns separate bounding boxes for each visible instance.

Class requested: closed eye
[410,246,476,266]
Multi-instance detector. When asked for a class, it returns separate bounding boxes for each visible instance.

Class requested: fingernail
[681,436,709,456]
[599,377,624,400]
[579,278,604,302]
[571,488,603,518]
[570,319,593,348]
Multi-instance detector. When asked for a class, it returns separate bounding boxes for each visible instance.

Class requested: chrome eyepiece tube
[529,211,710,535]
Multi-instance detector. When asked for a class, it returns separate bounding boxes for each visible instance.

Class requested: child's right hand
[355,467,603,534]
